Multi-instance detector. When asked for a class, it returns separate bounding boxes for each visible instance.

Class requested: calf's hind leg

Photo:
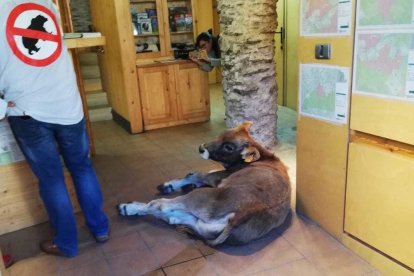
[118,197,234,241]
[118,197,196,225]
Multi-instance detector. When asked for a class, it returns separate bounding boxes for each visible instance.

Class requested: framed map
[357,0,414,27]
[353,0,414,101]
[301,0,352,36]
[299,64,350,124]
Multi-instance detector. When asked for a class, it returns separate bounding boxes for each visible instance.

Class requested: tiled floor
[1,84,381,275]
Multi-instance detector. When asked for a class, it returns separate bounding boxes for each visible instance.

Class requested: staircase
[79,51,112,122]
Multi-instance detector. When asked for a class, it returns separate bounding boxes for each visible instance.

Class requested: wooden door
[175,62,210,120]
[275,0,285,106]
[137,65,178,128]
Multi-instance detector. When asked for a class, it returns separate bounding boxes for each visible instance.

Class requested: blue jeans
[8,116,109,257]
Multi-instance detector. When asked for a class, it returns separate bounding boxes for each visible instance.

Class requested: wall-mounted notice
[353,0,414,101]
[301,0,352,36]
[357,0,414,28]
[0,120,24,165]
[299,64,350,124]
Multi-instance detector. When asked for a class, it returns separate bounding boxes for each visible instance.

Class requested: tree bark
[218,0,278,148]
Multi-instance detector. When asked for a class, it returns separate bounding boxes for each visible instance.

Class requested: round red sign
[6,3,62,67]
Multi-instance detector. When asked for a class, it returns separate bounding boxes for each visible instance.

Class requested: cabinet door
[175,62,210,120]
[345,142,414,269]
[131,0,169,59]
[137,65,178,128]
[167,0,196,56]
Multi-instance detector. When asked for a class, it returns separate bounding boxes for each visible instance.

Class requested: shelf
[134,33,160,37]
[64,36,106,49]
[130,0,156,3]
[171,30,193,35]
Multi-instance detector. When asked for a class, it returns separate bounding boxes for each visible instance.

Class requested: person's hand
[189,56,203,66]
[7,101,15,107]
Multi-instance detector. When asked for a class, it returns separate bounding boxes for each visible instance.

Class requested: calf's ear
[241,146,260,163]
[236,121,253,132]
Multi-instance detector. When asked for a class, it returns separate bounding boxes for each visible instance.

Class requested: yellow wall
[296,0,414,274]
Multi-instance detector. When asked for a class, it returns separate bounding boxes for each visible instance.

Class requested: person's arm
[209,57,221,67]
[189,57,214,72]
[0,99,7,120]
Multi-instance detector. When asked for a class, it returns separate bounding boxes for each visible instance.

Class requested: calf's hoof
[157,183,174,194]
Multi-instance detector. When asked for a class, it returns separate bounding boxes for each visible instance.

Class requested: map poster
[299,64,350,124]
[354,0,414,101]
[301,0,352,37]
[0,120,24,165]
[353,32,414,100]
[357,0,414,28]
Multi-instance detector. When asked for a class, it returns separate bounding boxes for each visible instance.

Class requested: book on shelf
[146,8,156,17]
[185,14,193,31]
[139,18,153,34]
[137,12,148,20]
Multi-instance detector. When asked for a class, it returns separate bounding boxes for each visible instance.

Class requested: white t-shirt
[0,0,83,125]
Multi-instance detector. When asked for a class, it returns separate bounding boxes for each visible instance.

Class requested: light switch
[315,44,331,59]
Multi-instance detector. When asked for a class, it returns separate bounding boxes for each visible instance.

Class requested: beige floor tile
[205,252,263,276]
[193,240,218,256]
[56,244,105,271]
[141,269,166,276]
[8,254,58,276]
[101,231,147,257]
[138,223,190,248]
[282,217,343,257]
[252,258,323,276]
[106,247,160,275]
[60,259,112,276]
[247,236,304,270]
[150,239,203,267]
[163,257,217,276]
[307,247,375,276]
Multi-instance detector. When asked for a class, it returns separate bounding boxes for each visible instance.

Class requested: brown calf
[118,122,291,246]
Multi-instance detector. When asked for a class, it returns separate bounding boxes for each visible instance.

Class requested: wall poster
[300,0,352,36]
[353,0,414,101]
[299,64,350,124]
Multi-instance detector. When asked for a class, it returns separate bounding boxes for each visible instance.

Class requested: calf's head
[199,121,273,168]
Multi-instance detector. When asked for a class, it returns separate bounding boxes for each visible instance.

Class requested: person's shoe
[94,233,110,243]
[39,240,63,256]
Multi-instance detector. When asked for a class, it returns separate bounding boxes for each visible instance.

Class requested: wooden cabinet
[90,0,211,133]
[137,61,209,130]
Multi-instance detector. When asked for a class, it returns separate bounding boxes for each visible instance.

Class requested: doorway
[275,0,299,111]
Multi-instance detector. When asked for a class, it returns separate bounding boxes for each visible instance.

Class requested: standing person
[0,0,109,257]
[190,29,221,72]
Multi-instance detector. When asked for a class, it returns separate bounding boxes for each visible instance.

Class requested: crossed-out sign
[6,3,62,67]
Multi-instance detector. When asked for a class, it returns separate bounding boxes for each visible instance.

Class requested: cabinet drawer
[345,142,414,269]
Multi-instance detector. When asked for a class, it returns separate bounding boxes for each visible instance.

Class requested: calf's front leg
[157,170,232,194]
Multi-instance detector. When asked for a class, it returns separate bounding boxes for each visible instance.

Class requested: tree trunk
[218,0,278,148]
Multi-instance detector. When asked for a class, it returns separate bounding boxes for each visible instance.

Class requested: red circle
[6,3,62,67]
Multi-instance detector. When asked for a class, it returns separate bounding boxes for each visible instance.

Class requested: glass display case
[130,0,196,59]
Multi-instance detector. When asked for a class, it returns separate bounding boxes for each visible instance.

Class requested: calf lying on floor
[118,122,291,246]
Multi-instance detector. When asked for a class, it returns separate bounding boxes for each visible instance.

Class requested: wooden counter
[0,161,79,235]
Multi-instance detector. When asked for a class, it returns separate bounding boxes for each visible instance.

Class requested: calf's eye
[223,143,235,152]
